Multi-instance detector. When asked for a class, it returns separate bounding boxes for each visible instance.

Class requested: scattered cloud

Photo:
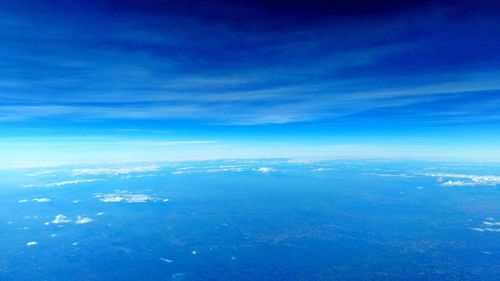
[48,214,94,225]
[471,218,500,233]
[75,216,93,224]
[51,214,72,224]
[26,241,38,246]
[94,190,168,203]
[423,173,500,187]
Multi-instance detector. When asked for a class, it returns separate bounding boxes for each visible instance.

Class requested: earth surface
[0,160,499,280]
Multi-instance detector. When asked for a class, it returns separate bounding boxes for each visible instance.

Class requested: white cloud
[311,167,337,172]
[423,173,500,187]
[33,198,50,202]
[474,228,500,233]
[19,198,51,203]
[172,165,248,174]
[95,190,168,203]
[26,170,58,177]
[175,166,195,170]
[441,180,474,187]
[26,241,38,246]
[483,221,500,226]
[472,218,500,233]
[96,212,104,216]
[160,258,174,263]
[75,216,93,224]
[370,173,413,178]
[205,166,246,173]
[46,179,100,187]
[72,165,160,176]
[256,167,275,173]
[193,165,276,174]
[51,214,72,224]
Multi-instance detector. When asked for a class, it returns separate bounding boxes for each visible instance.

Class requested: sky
[1,0,500,167]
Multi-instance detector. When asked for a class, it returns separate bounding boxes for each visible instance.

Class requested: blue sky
[1,0,500,166]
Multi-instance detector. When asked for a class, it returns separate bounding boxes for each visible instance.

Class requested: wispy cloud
[23,179,100,188]
[2,74,499,125]
[0,2,499,125]
[71,165,160,176]
[18,198,51,203]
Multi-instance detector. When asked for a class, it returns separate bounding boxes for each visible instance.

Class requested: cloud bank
[424,173,500,187]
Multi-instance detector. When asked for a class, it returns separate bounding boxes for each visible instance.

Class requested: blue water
[0,160,499,280]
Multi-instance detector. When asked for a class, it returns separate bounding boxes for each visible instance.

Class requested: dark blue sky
[1,0,500,165]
